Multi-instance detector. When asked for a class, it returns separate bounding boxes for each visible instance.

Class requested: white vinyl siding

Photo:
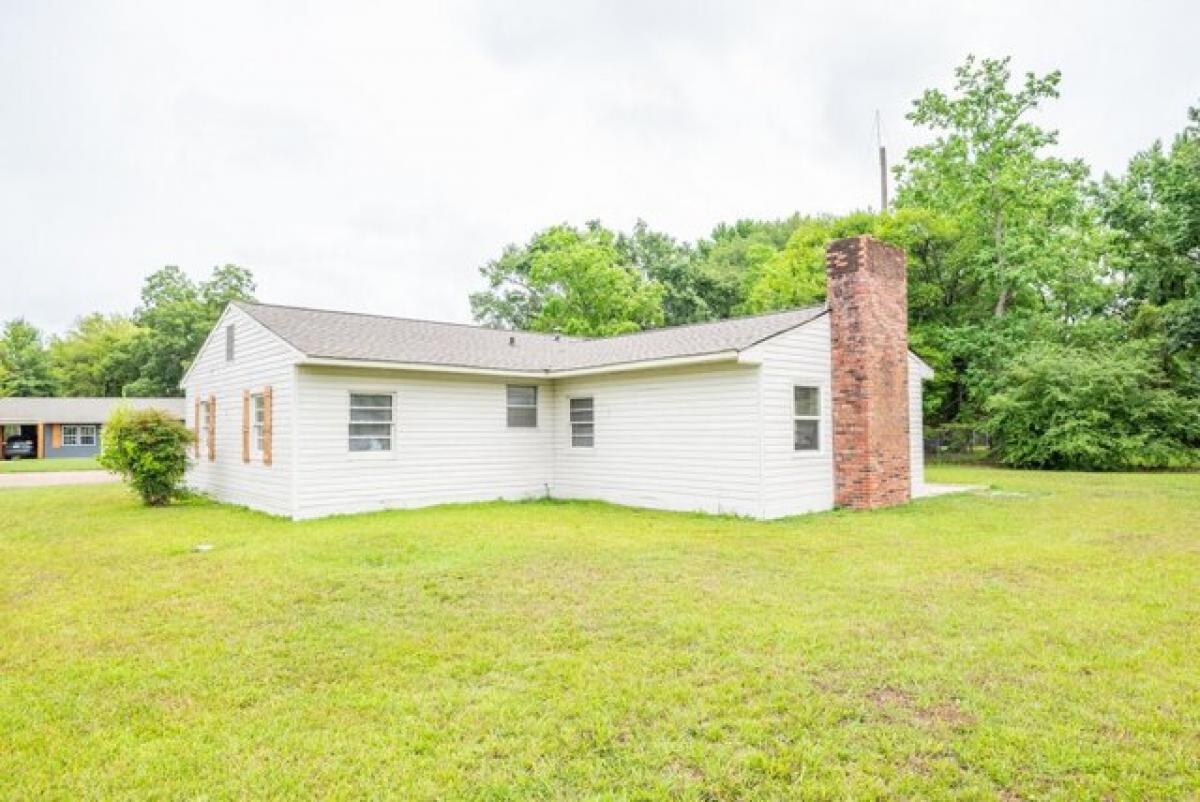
[293,367,552,519]
[552,362,761,516]
[183,305,297,517]
[741,314,835,518]
[908,352,929,495]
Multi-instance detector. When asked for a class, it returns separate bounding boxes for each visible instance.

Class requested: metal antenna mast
[876,110,888,212]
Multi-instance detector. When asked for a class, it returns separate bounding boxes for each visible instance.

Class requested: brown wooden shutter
[207,394,217,461]
[241,390,250,463]
[194,398,201,457]
[262,385,273,466]
[52,424,62,449]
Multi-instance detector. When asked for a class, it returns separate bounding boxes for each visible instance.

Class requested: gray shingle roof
[234,301,826,374]
[0,397,186,424]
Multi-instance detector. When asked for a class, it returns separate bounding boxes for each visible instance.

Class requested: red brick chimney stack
[825,236,910,509]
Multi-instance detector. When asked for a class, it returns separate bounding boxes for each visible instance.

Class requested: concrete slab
[0,470,119,489]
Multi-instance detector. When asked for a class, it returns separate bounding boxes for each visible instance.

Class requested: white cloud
[1,0,1196,335]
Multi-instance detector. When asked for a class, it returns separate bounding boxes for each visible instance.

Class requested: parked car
[3,435,35,459]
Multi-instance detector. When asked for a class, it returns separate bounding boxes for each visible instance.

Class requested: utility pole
[876,110,888,212]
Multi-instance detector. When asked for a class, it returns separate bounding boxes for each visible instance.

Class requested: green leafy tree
[616,220,713,325]
[896,55,1102,321]
[986,341,1200,469]
[125,265,255,396]
[0,319,55,397]
[688,217,802,317]
[471,223,664,335]
[99,406,195,506]
[50,314,145,397]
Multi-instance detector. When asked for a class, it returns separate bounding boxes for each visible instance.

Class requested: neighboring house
[183,236,933,520]
[0,397,186,459]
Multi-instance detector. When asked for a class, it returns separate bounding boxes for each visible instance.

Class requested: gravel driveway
[0,470,119,488]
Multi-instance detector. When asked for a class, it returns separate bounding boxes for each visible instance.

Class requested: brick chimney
[825,236,910,509]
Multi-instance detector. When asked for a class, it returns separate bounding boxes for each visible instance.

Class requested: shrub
[99,406,195,505]
[985,341,1200,470]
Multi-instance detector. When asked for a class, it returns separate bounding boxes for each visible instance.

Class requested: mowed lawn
[0,456,99,473]
[2,468,1197,800]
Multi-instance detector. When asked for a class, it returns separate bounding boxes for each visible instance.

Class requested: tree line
[3,56,1196,470]
[0,265,254,399]
[469,56,1200,470]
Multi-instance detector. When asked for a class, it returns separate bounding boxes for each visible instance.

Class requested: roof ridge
[234,300,571,341]
[236,299,826,345]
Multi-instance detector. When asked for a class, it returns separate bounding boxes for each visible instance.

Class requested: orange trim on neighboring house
[51,423,62,449]
[36,423,45,459]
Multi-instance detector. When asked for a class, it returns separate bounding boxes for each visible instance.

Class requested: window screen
[506,385,538,428]
[570,397,594,447]
[349,393,393,452]
[225,325,235,361]
[793,386,820,451]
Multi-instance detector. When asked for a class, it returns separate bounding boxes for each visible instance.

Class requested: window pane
[570,397,593,412]
[572,435,594,447]
[350,407,392,422]
[794,386,819,417]
[506,385,537,406]
[507,407,537,428]
[794,420,819,451]
[349,437,391,452]
[350,394,392,408]
[349,423,392,437]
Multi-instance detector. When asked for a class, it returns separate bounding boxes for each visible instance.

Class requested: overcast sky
[2,1,1197,336]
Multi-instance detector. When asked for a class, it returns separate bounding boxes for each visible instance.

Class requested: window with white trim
[251,393,265,455]
[349,393,393,452]
[793,386,820,451]
[62,424,98,447]
[570,397,594,447]
[506,385,538,428]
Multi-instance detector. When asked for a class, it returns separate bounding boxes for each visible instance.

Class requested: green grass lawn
[0,456,100,473]
[2,467,1197,800]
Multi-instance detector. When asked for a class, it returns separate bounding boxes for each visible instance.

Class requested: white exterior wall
[550,362,763,516]
[183,306,298,517]
[908,353,929,494]
[741,315,836,518]
[292,367,553,519]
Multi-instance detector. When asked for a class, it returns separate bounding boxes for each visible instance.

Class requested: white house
[182,236,933,520]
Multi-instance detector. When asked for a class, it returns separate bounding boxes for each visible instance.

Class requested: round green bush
[99,406,195,505]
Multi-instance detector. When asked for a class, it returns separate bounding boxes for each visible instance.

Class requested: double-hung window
[793,386,820,451]
[349,393,394,452]
[570,397,594,448]
[506,385,538,428]
[251,393,265,456]
[62,425,97,447]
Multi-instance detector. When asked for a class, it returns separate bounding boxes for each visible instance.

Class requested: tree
[50,314,145,397]
[616,221,713,325]
[0,319,55,397]
[471,223,664,336]
[99,406,194,506]
[125,264,255,396]
[896,55,1102,321]
[986,341,1200,470]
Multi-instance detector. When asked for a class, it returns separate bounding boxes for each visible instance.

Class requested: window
[349,393,393,452]
[570,397,594,447]
[225,325,235,361]
[251,393,265,455]
[506,385,538,428]
[793,386,820,451]
[62,425,97,447]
